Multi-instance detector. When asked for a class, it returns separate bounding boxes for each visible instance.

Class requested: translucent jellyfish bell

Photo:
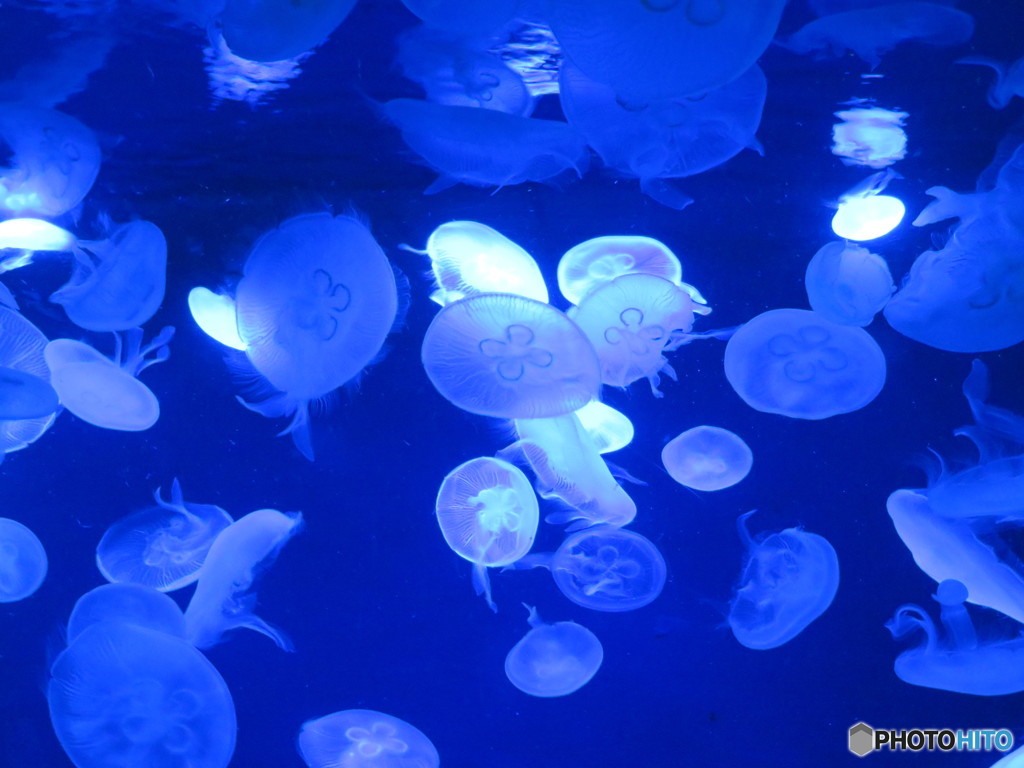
[298,709,439,768]
[220,0,357,62]
[574,400,634,454]
[0,307,57,454]
[804,241,895,326]
[188,287,246,350]
[0,517,47,602]
[0,366,58,420]
[831,170,906,240]
[67,583,187,643]
[557,235,683,306]
[831,107,908,169]
[662,426,753,492]
[505,605,603,697]
[0,217,75,253]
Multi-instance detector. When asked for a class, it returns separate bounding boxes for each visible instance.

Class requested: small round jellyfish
[574,400,634,454]
[557,235,683,306]
[662,426,753,492]
[505,605,603,697]
[298,709,439,768]
[67,583,186,643]
[831,170,906,240]
[804,241,894,326]
[421,293,601,419]
[0,517,47,602]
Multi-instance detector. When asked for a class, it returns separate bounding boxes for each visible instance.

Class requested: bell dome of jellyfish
[505,605,604,697]
[557,235,683,306]
[804,241,894,327]
[421,293,601,419]
[728,512,840,650]
[96,479,234,592]
[0,517,47,602]
[724,308,886,420]
[67,583,186,643]
[297,709,439,768]
[48,622,237,768]
[662,426,753,492]
[220,0,358,62]
[0,307,58,456]
[574,400,634,454]
[0,367,58,420]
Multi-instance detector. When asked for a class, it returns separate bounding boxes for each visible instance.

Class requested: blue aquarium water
[0,1,1023,766]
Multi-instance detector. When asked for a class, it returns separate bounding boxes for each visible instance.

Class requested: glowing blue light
[188,287,246,350]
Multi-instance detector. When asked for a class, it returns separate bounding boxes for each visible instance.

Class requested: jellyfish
[502,414,637,529]
[0,217,76,256]
[48,622,236,768]
[435,456,539,610]
[0,367,58,420]
[220,0,357,62]
[0,517,47,602]
[570,273,712,394]
[574,400,634,454]
[546,0,786,102]
[184,507,303,650]
[381,98,589,194]
[0,307,57,455]
[50,219,167,332]
[234,213,398,460]
[886,579,1024,695]
[44,326,174,432]
[557,235,684,306]
[958,54,1024,109]
[298,709,439,768]
[406,220,548,306]
[421,293,601,420]
[724,308,886,420]
[728,512,840,650]
[778,3,974,68]
[559,59,766,209]
[188,287,246,350]
[831,169,906,241]
[0,103,101,217]
[804,241,895,326]
[505,605,603,697]
[662,426,753,492]
[67,583,187,643]
[831,107,908,169]
[518,526,666,612]
[399,0,520,37]
[97,479,234,593]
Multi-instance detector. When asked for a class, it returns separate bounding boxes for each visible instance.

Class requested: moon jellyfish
[571,274,711,394]
[382,99,589,194]
[505,605,603,697]
[67,583,186,643]
[959,54,1024,109]
[0,104,101,217]
[0,217,75,255]
[97,479,234,592]
[546,0,786,102]
[574,400,634,454]
[410,220,548,306]
[832,107,908,169]
[51,220,167,332]
[0,517,47,602]
[804,241,895,326]
[557,235,683,306]
[235,213,397,459]
[729,512,840,650]
[662,426,752,492]
[0,367,58,420]
[220,0,357,62]
[399,0,520,37]
[435,456,539,610]
[421,293,601,419]
[0,307,57,454]
[44,326,174,432]
[724,308,886,420]
[188,287,246,350]
[184,507,303,650]
[48,622,236,768]
[886,579,1024,695]
[298,709,439,768]
[831,170,906,241]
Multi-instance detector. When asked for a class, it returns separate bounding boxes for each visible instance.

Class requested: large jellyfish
[724,308,886,420]
[662,426,753,492]
[184,508,303,650]
[435,456,539,610]
[505,605,603,697]
[48,622,236,768]
[382,99,589,194]
[557,235,684,306]
[886,579,1024,695]
[51,219,167,332]
[234,213,397,459]
[421,293,601,419]
[546,0,786,102]
[220,0,358,62]
[96,479,234,592]
[67,583,187,643]
[298,709,439,768]
[0,103,101,217]
[0,307,57,455]
[574,400,634,454]
[0,517,47,602]
[44,326,174,432]
[804,241,894,326]
[0,367,58,420]
[728,512,840,650]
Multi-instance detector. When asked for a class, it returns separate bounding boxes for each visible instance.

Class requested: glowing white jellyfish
[67,583,187,643]
[831,107,908,169]
[299,709,439,768]
[0,517,47,602]
[662,426,753,492]
[831,170,906,240]
[505,605,603,697]
[0,218,75,256]
[574,400,634,454]
[188,287,246,350]
[557,235,684,306]
[804,241,894,326]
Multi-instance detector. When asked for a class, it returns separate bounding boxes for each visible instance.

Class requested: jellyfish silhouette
[557,235,685,306]
[220,0,357,62]
[505,605,603,697]
[0,517,47,602]
[804,241,894,326]
[67,583,186,643]
[662,425,753,492]
[0,307,57,455]
[298,709,439,768]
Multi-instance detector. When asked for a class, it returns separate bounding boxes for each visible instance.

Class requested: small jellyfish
[574,400,634,454]
[188,287,246,350]
[220,0,357,62]
[831,170,906,241]
[804,241,895,326]
[298,709,439,768]
[728,512,840,650]
[0,217,76,255]
[436,456,539,610]
[0,306,57,455]
[96,479,234,592]
[557,235,684,306]
[831,107,908,169]
[0,366,58,420]
[421,293,601,420]
[67,583,186,643]
[44,326,174,432]
[505,605,603,697]
[0,517,47,602]
[662,426,753,492]
[723,308,886,420]
[184,508,303,650]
